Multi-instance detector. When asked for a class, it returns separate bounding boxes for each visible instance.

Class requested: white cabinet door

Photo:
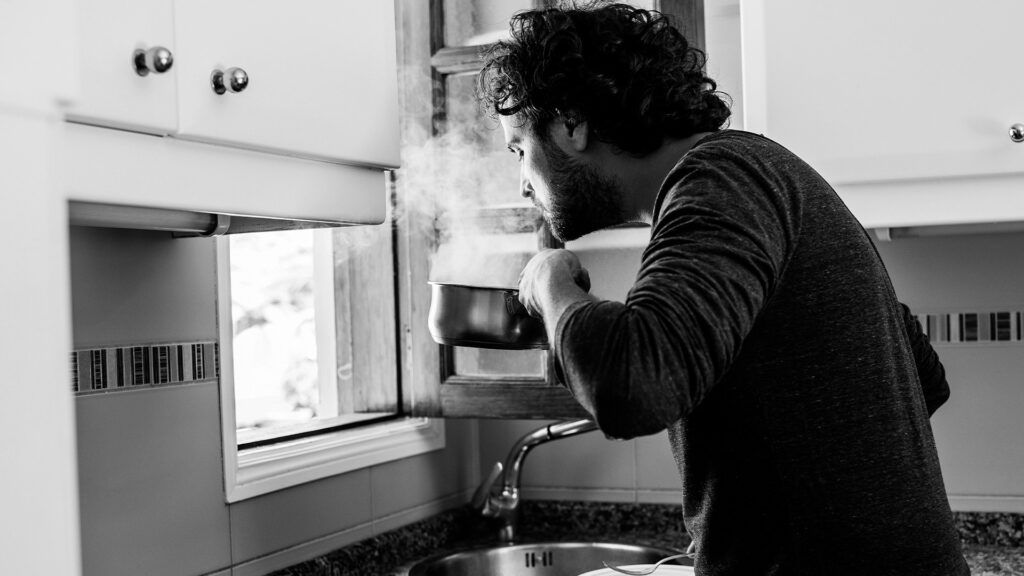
[174,0,400,168]
[742,0,1024,186]
[65,0,178,134]
[0,0,78,113]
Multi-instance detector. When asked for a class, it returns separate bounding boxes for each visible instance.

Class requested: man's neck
[598,131,714,224]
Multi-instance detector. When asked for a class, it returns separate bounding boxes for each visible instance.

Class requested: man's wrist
[541,282,594,337]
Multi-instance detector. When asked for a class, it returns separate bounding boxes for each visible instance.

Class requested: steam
[394,123,520,234]
[395,109,541,289]
[430,234,536,288]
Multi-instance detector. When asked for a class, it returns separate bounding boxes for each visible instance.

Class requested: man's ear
[553,116,589,153]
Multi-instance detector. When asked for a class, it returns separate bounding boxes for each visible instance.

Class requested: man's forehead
[499,115,521,144]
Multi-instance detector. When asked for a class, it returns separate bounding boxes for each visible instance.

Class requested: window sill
[236,412,393,448]
[224,417,445,502]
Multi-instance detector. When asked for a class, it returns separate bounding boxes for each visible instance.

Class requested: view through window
[227,226,399,447]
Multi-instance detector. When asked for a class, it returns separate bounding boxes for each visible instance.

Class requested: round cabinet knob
[1010,123,1024,143]
[133,46,174,76]
[211,67,249,95]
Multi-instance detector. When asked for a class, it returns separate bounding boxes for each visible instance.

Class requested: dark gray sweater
[554,130,968,575]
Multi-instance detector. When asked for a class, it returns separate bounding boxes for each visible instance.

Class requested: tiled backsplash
[917,311,1024,344]
[71,341,218,395]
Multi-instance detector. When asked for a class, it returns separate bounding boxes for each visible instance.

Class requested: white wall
[704,0,744,130]
[0,113,82,576]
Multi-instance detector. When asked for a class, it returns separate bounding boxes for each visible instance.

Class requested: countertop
[271,502,1024,576]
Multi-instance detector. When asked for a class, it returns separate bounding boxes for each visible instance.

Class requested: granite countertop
[272,502,1024,576]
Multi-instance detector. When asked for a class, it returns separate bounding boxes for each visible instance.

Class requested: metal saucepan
[427,282,548,350]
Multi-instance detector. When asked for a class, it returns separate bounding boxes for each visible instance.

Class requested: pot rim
[430,335,548,350]
[428,281,518,291]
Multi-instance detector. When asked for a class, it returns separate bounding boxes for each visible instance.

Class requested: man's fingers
[517,289,541,318]
[517,248,585,319]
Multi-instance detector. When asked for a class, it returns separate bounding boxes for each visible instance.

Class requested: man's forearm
[900,302,950,415]
[539,282,596,344]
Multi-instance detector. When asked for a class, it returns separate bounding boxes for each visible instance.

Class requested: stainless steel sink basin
[405,541,690,576]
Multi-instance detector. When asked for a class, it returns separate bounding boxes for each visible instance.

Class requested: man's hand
[518,249,595,339]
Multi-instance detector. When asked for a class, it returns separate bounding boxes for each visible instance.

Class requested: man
[477,4,968,575]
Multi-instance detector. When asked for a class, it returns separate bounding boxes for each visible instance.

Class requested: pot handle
[504,291,531,317]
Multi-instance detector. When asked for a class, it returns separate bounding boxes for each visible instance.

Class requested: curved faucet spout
[473,419,598,543]
[500,419,598,498]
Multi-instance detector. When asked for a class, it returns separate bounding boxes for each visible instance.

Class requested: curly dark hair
[477,2,730,156]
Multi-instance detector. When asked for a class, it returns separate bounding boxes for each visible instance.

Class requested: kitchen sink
[404,541,690,576]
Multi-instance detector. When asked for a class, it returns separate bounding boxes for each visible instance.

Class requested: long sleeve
[900,302,951,415]
[553,137,799,439]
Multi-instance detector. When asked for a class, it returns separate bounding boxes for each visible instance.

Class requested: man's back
[554,130,968,574]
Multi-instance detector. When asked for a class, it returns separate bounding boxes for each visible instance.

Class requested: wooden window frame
[397,0,703,419]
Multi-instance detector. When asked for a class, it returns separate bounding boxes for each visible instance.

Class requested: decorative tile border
[71,341,218,395]
[917,311,1024,345]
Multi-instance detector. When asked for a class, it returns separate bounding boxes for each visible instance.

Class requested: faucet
[470,419,598,543]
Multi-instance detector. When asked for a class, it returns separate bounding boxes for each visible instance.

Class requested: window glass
[443,0,533,46]
[442,73,521,205]
[456,346,546,377]
[230,230,320,431]
[442,231,546,377]
[433,63,547,376]
[228,228,396,446]
[443,0,656,47]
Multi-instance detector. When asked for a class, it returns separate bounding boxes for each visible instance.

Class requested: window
[216,222,444,502]
[395,0,701,418]
[228,228,394,445]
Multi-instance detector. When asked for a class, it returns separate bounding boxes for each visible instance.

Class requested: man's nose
[519,168,534,199]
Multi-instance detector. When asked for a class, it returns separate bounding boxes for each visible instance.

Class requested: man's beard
[538,137,627,242]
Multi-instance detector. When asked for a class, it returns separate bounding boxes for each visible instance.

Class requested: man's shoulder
[685,129,787,161]
[660,129,794,194]
[670,128,822,187]
[651,129,820,226]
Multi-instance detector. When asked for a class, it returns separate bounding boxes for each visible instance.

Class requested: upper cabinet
[68,0,399,167]
[741,0,1024,229]
[173,0,399,167]
[63,0,400,225]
